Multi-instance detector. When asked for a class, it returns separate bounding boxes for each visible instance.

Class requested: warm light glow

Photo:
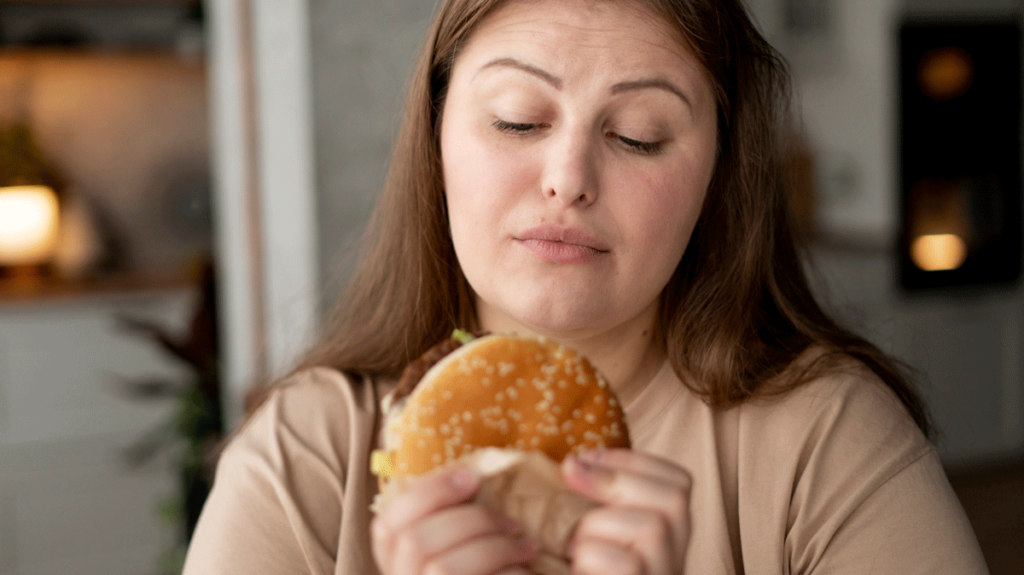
[0,185,60,265]
[911,233,967,272]
[918,47,974,101]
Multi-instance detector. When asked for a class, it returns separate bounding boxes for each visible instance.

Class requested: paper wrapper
[372,448,596,575]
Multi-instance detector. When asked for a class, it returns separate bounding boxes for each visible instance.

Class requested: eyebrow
[478,57,562,89]
[476,57,692,110]
[611,79,692,110]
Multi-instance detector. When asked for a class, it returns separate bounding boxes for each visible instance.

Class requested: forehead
[455,0,697,75]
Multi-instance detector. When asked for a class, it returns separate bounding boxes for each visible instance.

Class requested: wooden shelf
[0,272,195,307]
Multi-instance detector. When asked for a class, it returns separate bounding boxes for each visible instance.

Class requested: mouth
[515,224,610,252]
[514,224,610,264]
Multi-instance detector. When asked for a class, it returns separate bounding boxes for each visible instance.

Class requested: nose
[541,129,599,208]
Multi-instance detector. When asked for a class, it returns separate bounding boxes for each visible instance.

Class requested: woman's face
[440,0,718,340]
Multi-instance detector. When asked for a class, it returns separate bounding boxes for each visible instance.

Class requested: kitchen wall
[308,0,435,298]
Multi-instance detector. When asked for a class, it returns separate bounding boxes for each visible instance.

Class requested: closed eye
[492,119,543,134]
[612,133,662,155]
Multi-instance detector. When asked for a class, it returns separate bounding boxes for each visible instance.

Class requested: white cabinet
[0,287,195,575]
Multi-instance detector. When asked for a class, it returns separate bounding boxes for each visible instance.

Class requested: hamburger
[371,330,630,574]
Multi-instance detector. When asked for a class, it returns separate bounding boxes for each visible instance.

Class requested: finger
[562,455,690,511]
[561,457,690,570]
[570,536,645,575]
[391,505,518,574]
[421,533,537,575]
[377,467,480,531]
[372,468,480,572]
[572,507,674,575]
[575,449,691,487]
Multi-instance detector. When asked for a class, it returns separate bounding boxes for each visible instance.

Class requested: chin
[496,304,613,340]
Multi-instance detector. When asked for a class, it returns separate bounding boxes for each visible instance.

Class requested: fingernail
[449,468,478,490]
[578,449,603,462]
[570,456,613,490]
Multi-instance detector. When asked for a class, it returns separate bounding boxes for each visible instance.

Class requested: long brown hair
[273,0,931,437]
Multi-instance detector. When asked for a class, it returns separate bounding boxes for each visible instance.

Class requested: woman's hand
[370,467,539,575]
[561,450,692,575]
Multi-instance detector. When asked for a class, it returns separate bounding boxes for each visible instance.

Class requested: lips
[515,224,610,264]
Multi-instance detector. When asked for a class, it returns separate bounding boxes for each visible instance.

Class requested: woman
[183,0,988,574]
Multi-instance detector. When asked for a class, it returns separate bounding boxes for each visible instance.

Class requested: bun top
[386,334,630,477]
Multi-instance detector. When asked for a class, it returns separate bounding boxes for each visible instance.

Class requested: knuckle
[422,558,452,575]
[393,530,428,568]
[664,487,689,514]
[607,546,644,575]
[637,512,671,544]
[370,516,391,543]
[677,469,693,495]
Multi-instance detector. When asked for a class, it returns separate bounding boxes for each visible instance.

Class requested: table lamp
[0,184,60,267]
[0,123,65,278]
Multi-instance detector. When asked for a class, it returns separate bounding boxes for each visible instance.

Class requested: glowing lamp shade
[0,185,60,266]
[911,233,967,272]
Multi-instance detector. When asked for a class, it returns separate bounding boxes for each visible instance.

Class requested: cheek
[442,118,535,226]
[618,166,708,255]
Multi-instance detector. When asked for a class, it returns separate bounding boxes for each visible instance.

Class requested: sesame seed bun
[384,334,630,477]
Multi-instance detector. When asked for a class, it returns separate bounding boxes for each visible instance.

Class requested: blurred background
[0,0,1020,574]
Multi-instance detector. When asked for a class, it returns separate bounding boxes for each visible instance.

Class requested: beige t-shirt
[182,360,988,574]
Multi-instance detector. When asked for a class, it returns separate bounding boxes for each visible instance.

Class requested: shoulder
[733,351,938,532]
[740,352,929,462]
[729,355,988,574]
[224,367,390,472]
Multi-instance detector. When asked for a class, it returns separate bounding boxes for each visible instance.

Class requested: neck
[477,303,666,406]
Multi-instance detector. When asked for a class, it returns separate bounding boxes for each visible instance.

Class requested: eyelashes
[492,119,541,134]
[491,119,663,156]
[613,133,662,155]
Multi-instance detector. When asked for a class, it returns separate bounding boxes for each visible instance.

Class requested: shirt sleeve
[773,369,989,575]
[181,368,380,575]
[802,447,988,574]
